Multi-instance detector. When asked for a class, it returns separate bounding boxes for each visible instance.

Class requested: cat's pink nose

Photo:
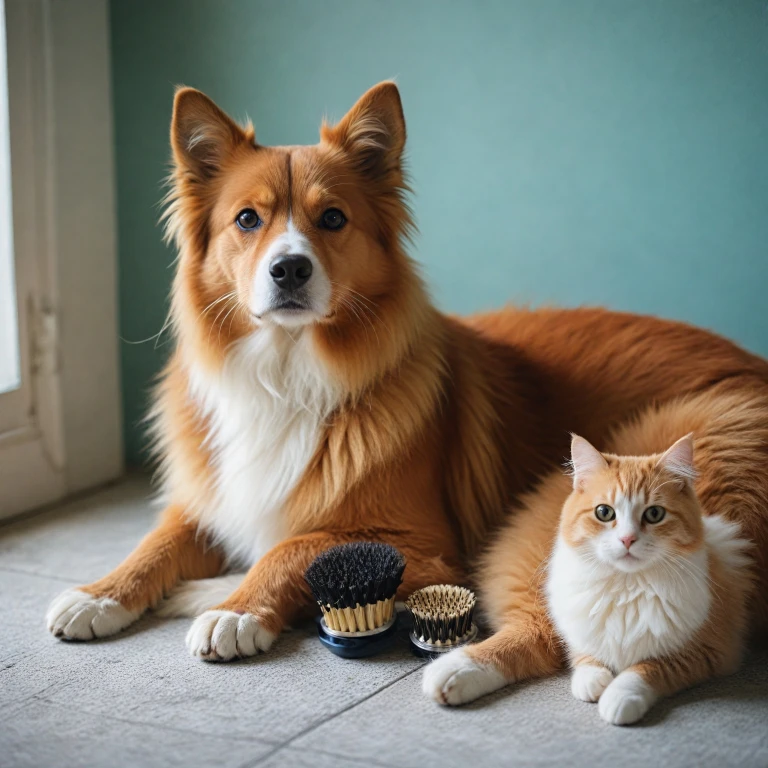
[620,534,637,550]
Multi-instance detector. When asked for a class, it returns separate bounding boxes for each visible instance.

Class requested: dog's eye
[236,209,261,231]
[320,208,347,231]
[643,505,666,524]
[595,504,615,522]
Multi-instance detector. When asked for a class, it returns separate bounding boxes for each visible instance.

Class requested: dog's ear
[171,87,251,181]
[322,81,406,178]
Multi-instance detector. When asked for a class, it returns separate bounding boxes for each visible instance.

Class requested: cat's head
[560,434,704,573]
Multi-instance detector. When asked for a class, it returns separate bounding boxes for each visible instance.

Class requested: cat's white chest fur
[546,535,712,672]
[188,327,341,567]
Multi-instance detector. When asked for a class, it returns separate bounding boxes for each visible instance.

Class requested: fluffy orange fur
[56,83,768,664]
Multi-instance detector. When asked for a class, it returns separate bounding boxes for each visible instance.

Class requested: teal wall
[111,0,768,465]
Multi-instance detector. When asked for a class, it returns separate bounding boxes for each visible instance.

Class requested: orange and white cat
[548,434,751,724]
[424,429,753,725]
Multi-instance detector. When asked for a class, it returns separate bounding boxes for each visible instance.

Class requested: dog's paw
[571,664,614,702]
[186,610,276,661]
[422,647,507,706]
[46,589,140,640]
[598,671,657,725]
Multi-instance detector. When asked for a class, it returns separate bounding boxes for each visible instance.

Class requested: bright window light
[0,0,20,396]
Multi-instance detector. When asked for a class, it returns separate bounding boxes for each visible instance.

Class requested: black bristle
[304,542,406,609]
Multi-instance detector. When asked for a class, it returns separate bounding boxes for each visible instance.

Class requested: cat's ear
[570,435,608,490]
[657,433,696,485]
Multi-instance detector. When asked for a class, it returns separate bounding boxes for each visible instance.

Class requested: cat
[423,430,753,725]
[546,434,752,724]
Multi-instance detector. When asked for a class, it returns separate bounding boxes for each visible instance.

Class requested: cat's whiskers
[657,557,694,603]
[668,553,722,603]
[649,477,683,495]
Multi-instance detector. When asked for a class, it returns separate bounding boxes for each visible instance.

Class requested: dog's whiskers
[120,312,173,349]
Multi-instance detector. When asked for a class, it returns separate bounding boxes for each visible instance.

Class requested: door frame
[0,0,122,519]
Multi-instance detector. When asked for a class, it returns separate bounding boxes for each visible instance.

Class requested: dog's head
[165,82,415,358]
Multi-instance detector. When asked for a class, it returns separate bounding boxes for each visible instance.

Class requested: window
[0,3,19,397]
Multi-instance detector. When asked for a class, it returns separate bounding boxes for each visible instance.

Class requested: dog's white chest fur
[189,327,341,567]
[546,536,713,672]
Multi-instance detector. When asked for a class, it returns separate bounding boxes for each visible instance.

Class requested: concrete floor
[2,475,767,768]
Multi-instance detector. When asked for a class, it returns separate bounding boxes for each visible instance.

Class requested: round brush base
[315,613,399,658]
[409,623,479,660]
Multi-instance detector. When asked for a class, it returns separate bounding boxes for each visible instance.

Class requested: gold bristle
[321,596,396,633]
[405,585,476,645]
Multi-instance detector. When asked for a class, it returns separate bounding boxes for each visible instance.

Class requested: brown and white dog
[47,83,768,668]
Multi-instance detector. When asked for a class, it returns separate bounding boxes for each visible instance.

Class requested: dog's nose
[269,255,313,290]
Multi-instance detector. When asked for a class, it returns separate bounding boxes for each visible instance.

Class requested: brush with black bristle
[304,542,406,658]
[405,584,478,659]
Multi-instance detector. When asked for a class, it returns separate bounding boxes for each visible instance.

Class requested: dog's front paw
[47,589,140,640]
[422,647,508,706]
[598,671,657,725]
[571,664,614,702]
[186,610,276,661]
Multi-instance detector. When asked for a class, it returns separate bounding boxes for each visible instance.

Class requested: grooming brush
[405,584,478,659]
[304,542,406,658]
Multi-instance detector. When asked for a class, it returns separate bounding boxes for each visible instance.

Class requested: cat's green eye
[595,504,615,522]
[643,505,666,524]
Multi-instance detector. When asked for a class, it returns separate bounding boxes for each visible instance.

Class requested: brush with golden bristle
[304,542,406,634]
[405,584,477,654]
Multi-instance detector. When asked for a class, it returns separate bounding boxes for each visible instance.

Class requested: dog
[47,82,768,664]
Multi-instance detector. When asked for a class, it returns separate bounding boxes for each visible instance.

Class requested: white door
[0,0,66,518]
[0,0,123,520]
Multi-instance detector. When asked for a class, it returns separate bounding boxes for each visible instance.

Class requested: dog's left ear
[171,87,251,182]
[322,81,406,177]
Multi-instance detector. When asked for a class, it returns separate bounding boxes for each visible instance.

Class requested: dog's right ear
[170,88,252,181]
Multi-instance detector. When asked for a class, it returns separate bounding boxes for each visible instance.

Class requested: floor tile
[290,650,768,768]
[38,612,423,743]
[1,563,423,746]
[256,745,407,768]
[0,570,86,711]
[4,700,272,768]
[0,474,156,584]
[4,475,768,768]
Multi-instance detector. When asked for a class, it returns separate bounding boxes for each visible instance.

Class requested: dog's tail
[154,574,246,618]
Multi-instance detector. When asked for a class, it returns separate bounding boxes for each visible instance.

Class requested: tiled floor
[2,475,767,768]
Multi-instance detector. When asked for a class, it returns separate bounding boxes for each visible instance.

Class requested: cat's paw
[571,664,614,702]
[598,671,657,725]
[422,647,507,706]
[186,610,276,661]
[47,589,140,640]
